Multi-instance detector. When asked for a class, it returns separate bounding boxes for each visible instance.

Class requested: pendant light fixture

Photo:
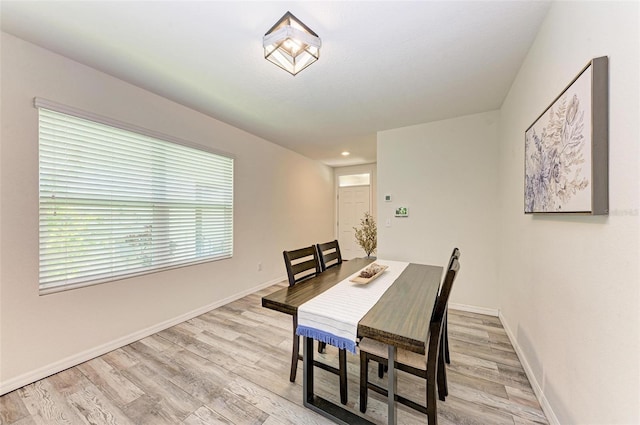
[263,11,321,76]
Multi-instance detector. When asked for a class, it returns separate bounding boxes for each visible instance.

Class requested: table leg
[339,349,347,404]
[303,336,314,404]
[387,345,397,425]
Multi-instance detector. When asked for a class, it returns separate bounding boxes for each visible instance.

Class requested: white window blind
[37,101,233,292]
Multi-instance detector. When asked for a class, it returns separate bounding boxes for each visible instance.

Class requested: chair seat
[358,337,427,371]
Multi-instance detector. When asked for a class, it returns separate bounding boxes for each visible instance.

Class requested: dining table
[261,257,443,425]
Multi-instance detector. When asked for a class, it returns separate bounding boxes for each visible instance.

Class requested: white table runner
[296,259,409,353]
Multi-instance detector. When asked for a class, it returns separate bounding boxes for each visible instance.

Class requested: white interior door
[338,185,370,260]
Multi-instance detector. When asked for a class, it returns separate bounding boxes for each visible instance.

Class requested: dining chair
[283,246,322,382]
[283,245,350,404]
[313,240,340,356]
[424,247,460,400]
[359,257,460,418]
[316,239,343,271]
[443,247,460,365]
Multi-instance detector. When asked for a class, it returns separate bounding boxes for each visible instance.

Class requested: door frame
[337,184,371,260]
[333,164,377,241]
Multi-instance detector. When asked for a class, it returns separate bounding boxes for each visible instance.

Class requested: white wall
[377,111,500,312]
[497,2,640,424]
[0,32,335,393]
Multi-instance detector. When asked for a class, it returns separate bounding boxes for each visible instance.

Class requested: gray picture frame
[524,56,608,215]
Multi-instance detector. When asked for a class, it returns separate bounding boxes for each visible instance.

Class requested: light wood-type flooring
[0,282,548,425]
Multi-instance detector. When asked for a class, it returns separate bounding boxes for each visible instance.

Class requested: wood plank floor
[0,282,548,425]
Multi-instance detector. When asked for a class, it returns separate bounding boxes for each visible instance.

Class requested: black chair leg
[426,341,439,425]
[444,309,451,364]
[377,362,389,378]
[437,344,448,400]
[359,352,369,413]
[318,341,326,353]
[290,316,299,382]
[437,326,449,399]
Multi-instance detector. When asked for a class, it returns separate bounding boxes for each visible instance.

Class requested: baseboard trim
[0,275,286,396]
[449,302,499,317]
[498,311,560,425]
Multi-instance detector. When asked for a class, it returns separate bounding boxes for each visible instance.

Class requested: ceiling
[0,1,550,167]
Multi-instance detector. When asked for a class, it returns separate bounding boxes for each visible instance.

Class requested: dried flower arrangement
[353,212,377,257]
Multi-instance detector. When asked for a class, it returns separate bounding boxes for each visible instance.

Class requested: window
[338,173,370,187]
[37,99,233,293]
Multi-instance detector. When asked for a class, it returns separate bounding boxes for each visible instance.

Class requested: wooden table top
[359,263,442,354]
[261,258,374,316]
[261,258,443,354]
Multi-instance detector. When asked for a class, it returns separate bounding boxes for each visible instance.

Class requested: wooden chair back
[441,247,460,365]
[283,246,321,287]
[432,258,459,325]
[316,240,343,271]
[446,247,460,271]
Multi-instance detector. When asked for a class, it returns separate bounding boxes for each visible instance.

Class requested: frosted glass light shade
[263,12,321,76]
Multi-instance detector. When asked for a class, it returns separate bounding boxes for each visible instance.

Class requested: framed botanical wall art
[524,56,609,214]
